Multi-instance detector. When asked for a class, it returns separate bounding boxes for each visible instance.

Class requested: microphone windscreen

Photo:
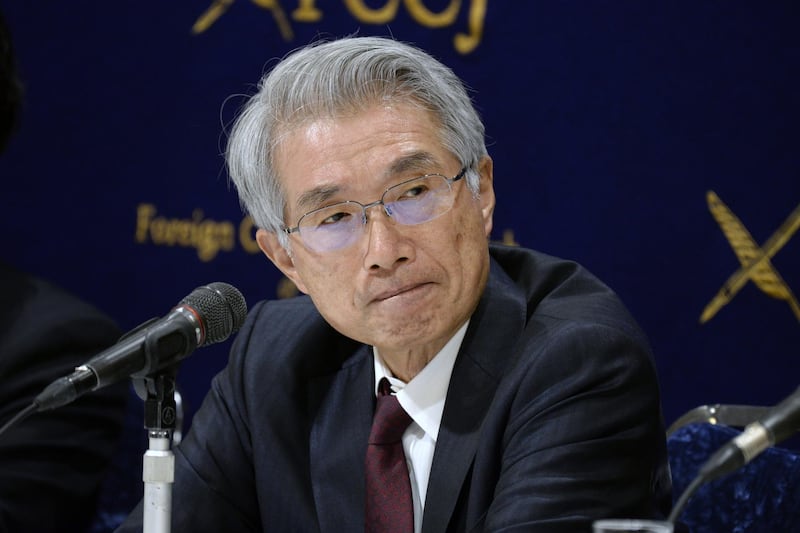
[180,282,248,345]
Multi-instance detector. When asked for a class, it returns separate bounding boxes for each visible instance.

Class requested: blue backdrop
[2,1,798,431]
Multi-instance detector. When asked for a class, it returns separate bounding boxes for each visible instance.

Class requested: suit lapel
[309,344,374,533]
[422,262,527,533]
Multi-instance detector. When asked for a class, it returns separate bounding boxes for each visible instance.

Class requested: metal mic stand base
[134,371,178,533]
[143,430,174,533]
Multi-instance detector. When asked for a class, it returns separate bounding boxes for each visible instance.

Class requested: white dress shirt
[373,320,469,533]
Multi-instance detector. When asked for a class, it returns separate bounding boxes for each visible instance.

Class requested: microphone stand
[134,367,178,533]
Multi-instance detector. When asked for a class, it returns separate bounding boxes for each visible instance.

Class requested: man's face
[257,103,495,365]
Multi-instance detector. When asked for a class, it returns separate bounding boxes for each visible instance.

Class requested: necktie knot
[369,379,412,445]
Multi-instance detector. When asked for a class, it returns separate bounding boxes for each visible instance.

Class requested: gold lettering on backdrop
[277,277,300,299]
[501,229,519,247]
[252,0,294,40]
[700,191,800,323]
[292,0,323,22]
[135,203,236,262]
[192,0,293,39]
[488,229,518,247]
[454,0,485,54]
[192,0,488,54]
[192,0,234,34]
[238,215,261,254]
[135,203,158,243]
[405,0,459,27]
[346,0,400,24]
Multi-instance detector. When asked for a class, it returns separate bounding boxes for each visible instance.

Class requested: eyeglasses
[283,167,468,253]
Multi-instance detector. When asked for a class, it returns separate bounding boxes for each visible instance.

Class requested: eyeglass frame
[282,166,469,250]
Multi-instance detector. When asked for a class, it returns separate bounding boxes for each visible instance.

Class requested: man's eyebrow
[295,185,341,213]
[387,152,441,176]
[293,152,442,213]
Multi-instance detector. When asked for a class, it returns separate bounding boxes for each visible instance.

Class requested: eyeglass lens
[298,174,456,252]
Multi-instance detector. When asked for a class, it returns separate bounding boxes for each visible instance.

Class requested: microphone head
[179,282,248,345]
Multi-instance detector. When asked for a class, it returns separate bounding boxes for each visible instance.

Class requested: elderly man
[119,35,671,532]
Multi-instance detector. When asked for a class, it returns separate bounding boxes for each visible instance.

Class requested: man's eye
[319,211,351,226]
[398,184,430,200]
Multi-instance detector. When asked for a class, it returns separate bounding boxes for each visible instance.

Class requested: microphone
[33,282,248,412]
[668,385,800,524]
[696,385,800,482]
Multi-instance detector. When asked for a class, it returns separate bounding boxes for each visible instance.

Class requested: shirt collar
[373,320,469,442]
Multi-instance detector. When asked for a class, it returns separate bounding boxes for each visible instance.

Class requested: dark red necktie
[365,377,414,533]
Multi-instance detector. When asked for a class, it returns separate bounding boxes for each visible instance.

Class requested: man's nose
[362,206,412,271]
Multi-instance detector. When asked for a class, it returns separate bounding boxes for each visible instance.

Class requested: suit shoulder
[489,244,646,342]
[229,296,363,377]
[0,265,121,373]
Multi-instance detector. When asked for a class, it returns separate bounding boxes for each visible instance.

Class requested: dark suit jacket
[118,245,672,532]
[0,262,128,533]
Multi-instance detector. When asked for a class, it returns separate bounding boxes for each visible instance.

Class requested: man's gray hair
[226,36,487,247]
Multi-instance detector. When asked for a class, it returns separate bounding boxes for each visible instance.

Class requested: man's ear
[477,155,495,237]
[256,229,309,294]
